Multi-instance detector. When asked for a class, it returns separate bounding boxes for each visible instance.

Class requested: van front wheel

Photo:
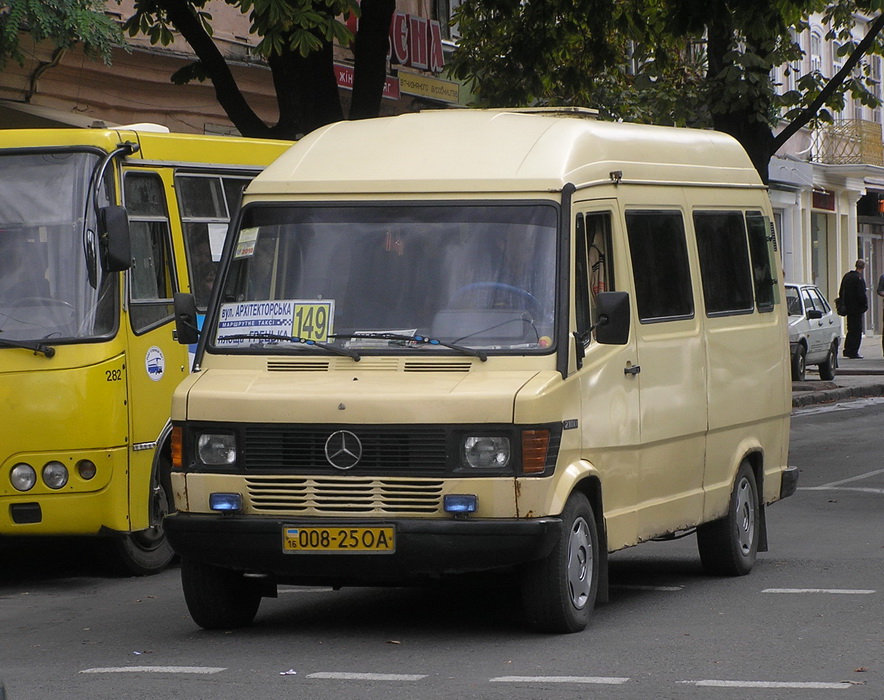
[697,462,759,576]
[521,492,598,633]
[181,558,262,630]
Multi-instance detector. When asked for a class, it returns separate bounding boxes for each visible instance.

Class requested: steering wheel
[450,282,543,319]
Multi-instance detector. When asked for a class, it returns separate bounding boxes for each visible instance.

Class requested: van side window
[575,212,615,343]
[626,211,693,322]
[746,212,776,311]
[125,172,175,333]
[693,211,754,315]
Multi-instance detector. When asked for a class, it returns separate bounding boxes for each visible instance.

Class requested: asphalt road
[1,400,882,700]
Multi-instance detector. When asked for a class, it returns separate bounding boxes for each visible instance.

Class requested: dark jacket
[839,270,868,315]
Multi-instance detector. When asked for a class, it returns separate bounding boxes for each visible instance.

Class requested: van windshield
[0,150,116,344]
[212,203,559,355]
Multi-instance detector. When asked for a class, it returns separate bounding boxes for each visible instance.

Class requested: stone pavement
[792,333,884,408]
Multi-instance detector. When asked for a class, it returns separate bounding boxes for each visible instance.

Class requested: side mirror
[807,309,823,320]
[593,291,630,345]
[98,206,132,272]
[174,292,200,345]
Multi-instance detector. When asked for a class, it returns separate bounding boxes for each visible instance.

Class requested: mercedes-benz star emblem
[324,430,363,470]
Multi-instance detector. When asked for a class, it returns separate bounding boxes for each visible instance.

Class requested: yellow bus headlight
[10,463,36,491]
[42,461,69,489]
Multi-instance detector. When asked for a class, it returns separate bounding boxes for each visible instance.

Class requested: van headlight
[462,436,511,469]
[197,433,237,466]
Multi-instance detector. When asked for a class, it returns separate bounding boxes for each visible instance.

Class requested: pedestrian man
[877,269,884,353]
[838,259,868,359]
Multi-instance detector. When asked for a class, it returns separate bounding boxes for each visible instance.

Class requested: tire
[818,341,837,381]
[181,557,262,630]
[697,462,759,576]
[111,456,175,576]
[790,344,806,382]
[521,492,599,633]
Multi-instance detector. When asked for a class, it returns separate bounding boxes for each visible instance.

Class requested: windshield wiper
[217,333,360,361]
[332,332,488,362]
[0,338,56,358]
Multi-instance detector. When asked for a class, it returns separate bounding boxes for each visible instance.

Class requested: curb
[792,382,884,408]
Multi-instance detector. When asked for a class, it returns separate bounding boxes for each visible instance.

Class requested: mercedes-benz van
[165,108,797,633]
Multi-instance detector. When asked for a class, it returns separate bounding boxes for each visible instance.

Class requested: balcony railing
[811,119,884,166]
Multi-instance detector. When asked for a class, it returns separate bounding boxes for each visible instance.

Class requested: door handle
[624,364,641,376]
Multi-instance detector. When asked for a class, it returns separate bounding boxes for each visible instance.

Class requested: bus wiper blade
[217,333,360,361]
[0,338,56,358]
[333,332,487,362]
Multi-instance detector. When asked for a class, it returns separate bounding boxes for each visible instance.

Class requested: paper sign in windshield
[216,300,334,345]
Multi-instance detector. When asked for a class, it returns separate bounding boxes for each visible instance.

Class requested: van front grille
[243,426,450,475]
[245,476,444,515]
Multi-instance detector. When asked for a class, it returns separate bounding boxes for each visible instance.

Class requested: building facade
[771,13,884,335]
[0,0,464,133]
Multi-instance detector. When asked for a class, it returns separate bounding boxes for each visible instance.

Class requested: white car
[785,283,840,381]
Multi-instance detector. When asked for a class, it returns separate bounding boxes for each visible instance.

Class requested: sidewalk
[792,333,884,408]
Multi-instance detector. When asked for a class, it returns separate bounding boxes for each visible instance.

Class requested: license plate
[282,526,395,553]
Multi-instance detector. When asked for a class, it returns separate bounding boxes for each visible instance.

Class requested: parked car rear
[785,283,839,381]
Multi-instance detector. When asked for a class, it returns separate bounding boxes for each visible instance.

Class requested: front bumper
[164,512,561,585]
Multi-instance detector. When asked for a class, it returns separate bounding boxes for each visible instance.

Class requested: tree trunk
[350,0,396,120]
[705,12,775,183]
[155,0,270,137]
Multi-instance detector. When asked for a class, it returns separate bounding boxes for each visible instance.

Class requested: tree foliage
[0,0,122,68]
[448,0,884,181]
[122,0,395,139]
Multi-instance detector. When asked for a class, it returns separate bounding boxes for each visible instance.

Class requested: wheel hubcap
[567,517,592,609]
[735,477,755,555]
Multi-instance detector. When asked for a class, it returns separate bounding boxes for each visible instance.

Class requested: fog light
[209,492,242,512]
[444,494,478,514]
[77,459,97,480]
[42,461,69,489]
[10,463,36,491]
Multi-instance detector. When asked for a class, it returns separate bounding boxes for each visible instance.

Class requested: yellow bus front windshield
[0,150,116,344]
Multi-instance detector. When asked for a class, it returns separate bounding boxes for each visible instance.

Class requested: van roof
[249,109,763,197]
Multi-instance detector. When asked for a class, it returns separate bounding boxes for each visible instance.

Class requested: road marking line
[762,588,875,594]
[80,666,226,675]
[277,587,330,594]
[613,584,684,592]
[490,676,629,685]
[679,680,852,690]
[800,468,884,491]
[307,672,426,681]
[798,486,884,495]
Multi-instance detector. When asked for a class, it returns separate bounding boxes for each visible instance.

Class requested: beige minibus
[166,108,797,633]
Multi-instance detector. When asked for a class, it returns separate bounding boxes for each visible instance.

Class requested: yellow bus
[0,126,291,574]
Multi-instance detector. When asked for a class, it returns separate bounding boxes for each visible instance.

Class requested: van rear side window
[626,211,693,322]
[693,211,754,315]
[746,212,776,311]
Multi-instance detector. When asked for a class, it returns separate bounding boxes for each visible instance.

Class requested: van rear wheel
[181,557,262,630]
[697,462,759,576]
[521,492,598,633]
